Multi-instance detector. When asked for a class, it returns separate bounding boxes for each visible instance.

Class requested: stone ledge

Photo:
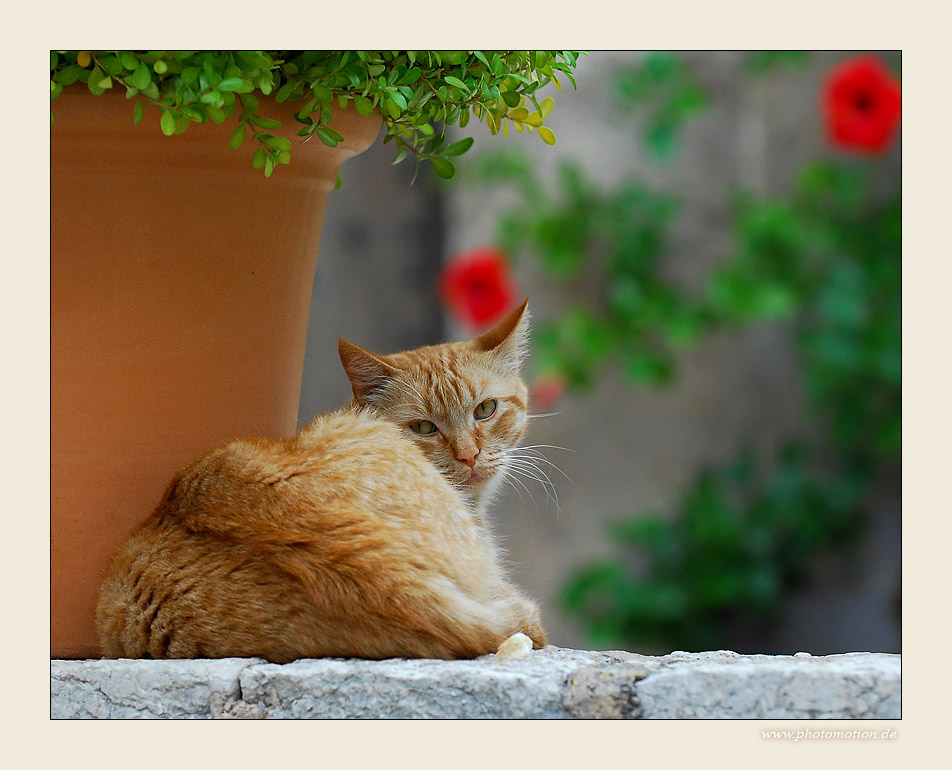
[50,647,900,719]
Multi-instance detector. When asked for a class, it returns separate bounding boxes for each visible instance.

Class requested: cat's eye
[408,419,438,435]
[474,399,497,420]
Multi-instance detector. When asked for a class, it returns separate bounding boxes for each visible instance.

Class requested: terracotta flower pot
[51,88,381,658]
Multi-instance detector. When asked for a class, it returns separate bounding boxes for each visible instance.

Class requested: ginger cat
[96,299,547,662]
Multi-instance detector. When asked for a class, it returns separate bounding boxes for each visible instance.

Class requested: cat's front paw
[495,631,533,660]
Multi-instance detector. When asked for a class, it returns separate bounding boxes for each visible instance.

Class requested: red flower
[822,55,901,154]
[439,246,519,329]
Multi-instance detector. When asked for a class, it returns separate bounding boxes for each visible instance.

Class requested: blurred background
[297,51,901,656]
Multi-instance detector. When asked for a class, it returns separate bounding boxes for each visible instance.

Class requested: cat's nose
[454,445,480,468]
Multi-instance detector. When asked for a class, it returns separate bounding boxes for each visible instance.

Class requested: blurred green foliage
[467,52,900,652]
[612,52,707,159]
[563,446,867,651]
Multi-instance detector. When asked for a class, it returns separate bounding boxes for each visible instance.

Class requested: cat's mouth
[465,468,491,486]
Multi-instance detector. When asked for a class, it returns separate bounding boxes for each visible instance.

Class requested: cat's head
[338,298,531,510]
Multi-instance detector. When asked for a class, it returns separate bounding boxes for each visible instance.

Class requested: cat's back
[153,405,464,541]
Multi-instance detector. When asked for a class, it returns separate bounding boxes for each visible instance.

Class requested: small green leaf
[133,99,143,125]
[431,157,456,179]
[444,75,468,90]
[311,83,333,102]
[229,122,247,149]
[238,92,259,112]
[539,96,554,117]
[250,116,281,129]
[181,66,200,86]
[153,59,168,75]
[132,63,151,91]
[217,77,244,92]
[252,145,267,169]
[442,137,474,157]
[101,55,124,76]
[267,136,292,152]
[55,64,84,86]
[315,127,339,147]
[297,97,318,120]
[87,66,107,95]
[501,90,521,108]
[206,106,226,124]
[388,90,408,111]
[353,95,374,116]
[160,110,176,136]
[181,105,203,121]
[235,51,273,69]
[537,125,556,145]
[334,174,343,189]
[275,81,294,103]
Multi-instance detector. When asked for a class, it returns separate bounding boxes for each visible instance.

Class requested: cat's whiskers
[500,449,563,513]
[499,465,538,509]
[516,443,575,456]
[507,446,576,488]
[508,462,559,510]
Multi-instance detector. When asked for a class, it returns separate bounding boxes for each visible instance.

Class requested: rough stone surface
[633,650,902,719]
[562,664,647,719]
[51,647,900,720]
[50,657,255,719]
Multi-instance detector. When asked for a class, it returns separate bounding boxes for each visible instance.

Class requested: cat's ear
[472,297,530,372]
[338,338,399,405]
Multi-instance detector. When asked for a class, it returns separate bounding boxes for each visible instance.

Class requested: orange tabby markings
[96,299,547,661]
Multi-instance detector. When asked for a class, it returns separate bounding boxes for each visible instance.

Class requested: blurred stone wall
[299,51,900,655]
[297,135,445,423]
